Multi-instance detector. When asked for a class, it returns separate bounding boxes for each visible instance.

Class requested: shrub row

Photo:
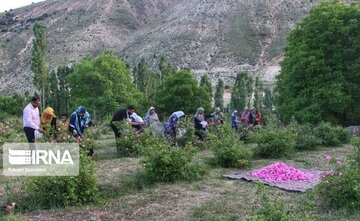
[250,122,351,158]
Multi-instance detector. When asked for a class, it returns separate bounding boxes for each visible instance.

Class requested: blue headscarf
[81,111,92,127]
[172,111,185,119]
[76,106,86,114]
[164,111,184,136]
[70,106,86,137]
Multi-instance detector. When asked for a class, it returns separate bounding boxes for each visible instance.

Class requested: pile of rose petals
[251,162,314,182]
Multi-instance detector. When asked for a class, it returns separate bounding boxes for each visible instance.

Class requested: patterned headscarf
[76,106,86,114]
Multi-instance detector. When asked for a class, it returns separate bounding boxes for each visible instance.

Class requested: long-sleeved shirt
[23,103,40,130]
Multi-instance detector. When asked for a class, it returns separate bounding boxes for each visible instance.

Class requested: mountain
[0,0,327,95]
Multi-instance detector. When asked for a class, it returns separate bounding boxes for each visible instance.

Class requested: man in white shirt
[23,95,43,144]
[129,112,145,134]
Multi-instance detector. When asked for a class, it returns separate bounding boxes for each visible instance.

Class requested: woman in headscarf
[240,107,250,126]
[69,106,94,156]
[194,107,207,140]
[211,107,224,125]
[69,106,87,142]
[144,107,159,125]
[164,111,185,138]
[144,107,163,134]
[231,110,239,130]
[41,107,57,134]
[81,111,93,128]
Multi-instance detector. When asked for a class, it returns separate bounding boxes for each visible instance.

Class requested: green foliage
[276,1,360,125]
[230,72,253,111]
[31,22,49,108]
[141,143,207,183]
[0,119,26,144]
[20,151,98,209]
[67,51,143,117]
[200,75,213,103]
[352,136,360,168]
[0,95,27,120]
[0,217,25,221]
[287,122,322,151]
[260,86,275,126]
[159,56,175,78]
[313,122,350,147]
[263,87,273,111]
[154,69,211,117]
[133,58,161,110]
[295,131,322,151]
[248,184,312,221]
[48,65,73,115]
[214,79,225,109]
[114,121,143,157]
[175,116,196,147]
[84,126,102,140]
[316,151,360,210]
[135,58,148,92]
[253,76,264,110]
[251,127,296,158]
[209,126,253,168]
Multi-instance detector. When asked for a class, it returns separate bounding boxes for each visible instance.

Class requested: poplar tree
[230,72,253,111]
[253,76,264,109]
[200,75,213,103]
[214,79,224,109]
[159,56,175,78]
[31,22,48,109]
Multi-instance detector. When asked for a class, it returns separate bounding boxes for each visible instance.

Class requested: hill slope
[0,0,328,94]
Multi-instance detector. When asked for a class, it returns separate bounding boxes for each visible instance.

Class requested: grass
[0,133,359,220]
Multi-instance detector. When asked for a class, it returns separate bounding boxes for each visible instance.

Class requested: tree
[0,94,27,119]
[48,66,73,115]
[214,79,225,109]
[133,58,161,107]
[199,75,213,104]
[154,69,211,118]
[263,87,273,112]
[57,66,73,113]
[253,76,264,110]
[230,72,253,111]
[31,22,49,109]
[67,51,143,117]
[134,58,149,92]
[159,56,175,78]
[276,1,360,125]
[48,69,58,110]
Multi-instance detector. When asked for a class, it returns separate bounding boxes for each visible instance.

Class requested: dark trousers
[111,123,121,138]
[24,127,36,151]
[24,127,35,143]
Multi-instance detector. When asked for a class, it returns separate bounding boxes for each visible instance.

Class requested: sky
[0,0,46,12]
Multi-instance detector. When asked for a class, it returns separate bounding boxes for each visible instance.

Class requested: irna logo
[8,149,74,165]
[3,143,79,176]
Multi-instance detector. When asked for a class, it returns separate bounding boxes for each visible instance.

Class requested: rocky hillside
[0,0,329,95]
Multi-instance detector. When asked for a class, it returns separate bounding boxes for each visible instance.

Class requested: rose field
[1,118,360,221]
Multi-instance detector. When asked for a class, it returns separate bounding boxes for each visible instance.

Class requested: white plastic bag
[200,121,208,128]
[34,130,43,140]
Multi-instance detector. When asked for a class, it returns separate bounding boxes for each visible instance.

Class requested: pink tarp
[223,163,331,192]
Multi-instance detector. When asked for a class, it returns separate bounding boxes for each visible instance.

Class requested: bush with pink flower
[316,138,360,210]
